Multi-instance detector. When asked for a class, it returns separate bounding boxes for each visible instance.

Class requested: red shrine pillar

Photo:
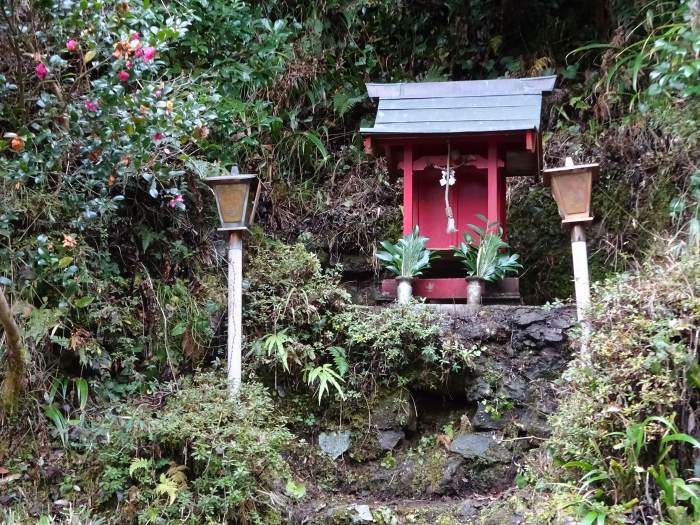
[487,140,499,229]
[402,145,414,234]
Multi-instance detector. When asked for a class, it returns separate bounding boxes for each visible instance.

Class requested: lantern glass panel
[214,183,248,224]
[552,172,592,220]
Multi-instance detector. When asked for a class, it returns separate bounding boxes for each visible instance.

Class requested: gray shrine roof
[360,75,556,135]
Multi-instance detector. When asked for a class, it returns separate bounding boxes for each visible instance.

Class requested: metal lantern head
[543,157,599,224]
[205,166,260,231]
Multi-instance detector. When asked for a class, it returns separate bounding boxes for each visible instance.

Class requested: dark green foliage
[244,236,351,336]
[548,249,700,520]
[89,374,293,524]
[245,239,474,399]
[330,305,476,393]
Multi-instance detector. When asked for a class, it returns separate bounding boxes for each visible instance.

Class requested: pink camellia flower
[153,132,164,141]
[126,60,133,69]
[35,63,48,80]
[66,39,78,51]
[117,70,129,82]
[143,47,156,62]
[83,99,100,112]
[134,47,144,58]
[168,195,184,208]
[154,89,162,98]
[131,32,141,41]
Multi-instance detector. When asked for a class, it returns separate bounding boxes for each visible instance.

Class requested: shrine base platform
[379,277,520,303]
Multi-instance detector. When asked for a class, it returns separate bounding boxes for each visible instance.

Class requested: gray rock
[449,432,510,463]
[550,315,574,329]
[372,391,416,431]
[472,403,506,431]
[436,455,466,494]
[319,430,351,459]
[502,375,528,402]
[514,310,547,327]
[457,499,479,519]
[351,504,374,523]
[515,410,552,438]
[377,430,405,450]
[465,377,492,402]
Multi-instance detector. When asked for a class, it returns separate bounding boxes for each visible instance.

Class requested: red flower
[10,137,24,152]
[131,32,141,41]
[35,63,48,80]
[117,70,129,82]
[168,195,184,208]
[126,60,133,69]
[143,47,156,62]
[153,132,164,141]
[83,99,100,112]
[134,48,144,58]
[66,39,78,51]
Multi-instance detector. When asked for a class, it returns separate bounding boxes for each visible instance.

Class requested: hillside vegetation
[1,0,700,524]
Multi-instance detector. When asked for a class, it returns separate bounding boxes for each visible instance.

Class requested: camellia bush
[0,1,293,399]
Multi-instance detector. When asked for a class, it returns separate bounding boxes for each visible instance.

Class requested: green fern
[128,457,153,477]
[328,346,348,376]
[155,473,179,505]
[305,364,345,404]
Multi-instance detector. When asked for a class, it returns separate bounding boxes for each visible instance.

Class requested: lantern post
[543,157,598,359]
[205,166,260,396]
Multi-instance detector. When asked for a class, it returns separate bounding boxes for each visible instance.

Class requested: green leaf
[661,433,700,450]
[73,296,94,308]
[58,256,73,269]
[75,378,88,411]
[83,49,97,64]
[285,479,306,500]
[302,131,329,162]
[171,322,187,337]
[580,511,599,525]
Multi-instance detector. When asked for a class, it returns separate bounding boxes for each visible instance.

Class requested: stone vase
[466,277,485,310]
[396,277,414,305]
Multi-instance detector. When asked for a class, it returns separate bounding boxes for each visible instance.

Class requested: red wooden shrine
[361,76,556,301]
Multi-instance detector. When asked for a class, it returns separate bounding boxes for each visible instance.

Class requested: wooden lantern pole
[227,230,243,397]
[570,223,591,358]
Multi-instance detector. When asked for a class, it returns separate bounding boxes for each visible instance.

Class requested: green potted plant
[377,226,436,304]
[453,216,522,308]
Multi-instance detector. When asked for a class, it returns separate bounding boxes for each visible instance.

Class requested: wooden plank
[525,131,534,151]
[361,120,538,134]
[403,145,413,235]
[376,106,538,124]
[378,95,541,110]
[398,154,504,171]
[365,132,526,146]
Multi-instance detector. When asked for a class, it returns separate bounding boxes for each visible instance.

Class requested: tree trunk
[0,287,25,408]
